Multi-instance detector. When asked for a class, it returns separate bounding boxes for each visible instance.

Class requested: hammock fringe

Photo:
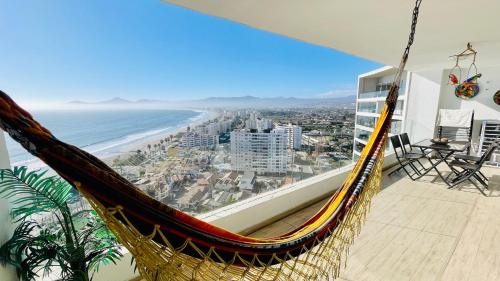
[80,148,385,281]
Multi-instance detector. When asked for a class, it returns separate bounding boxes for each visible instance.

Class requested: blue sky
[0,0,380,105]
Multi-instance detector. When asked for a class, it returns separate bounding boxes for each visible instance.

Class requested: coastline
[15,109,220,171]
[100,109,220,165]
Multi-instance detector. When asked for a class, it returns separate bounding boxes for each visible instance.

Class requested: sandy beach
[100,109,221,165]
[17,109,221,171]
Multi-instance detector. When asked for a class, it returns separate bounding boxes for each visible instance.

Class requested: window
[357,102,377,113]
[356,116,377,128]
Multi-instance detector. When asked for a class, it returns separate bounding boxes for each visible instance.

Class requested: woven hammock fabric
[0,90,391,280]
[0,1,421,279]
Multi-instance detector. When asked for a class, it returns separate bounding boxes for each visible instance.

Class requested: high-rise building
[180,132,219,149]
[245,112,272,132]
[256,118,273,132]
[275,124,302,150]
[245,118,257,130]
[206,120,233,136]
[230,129,289,174]
[353,66,409,160]
[207,123,220,136]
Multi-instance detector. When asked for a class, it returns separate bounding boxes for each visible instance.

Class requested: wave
[9,109,212,169]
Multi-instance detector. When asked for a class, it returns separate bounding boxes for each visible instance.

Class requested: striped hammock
[0,1,422,280]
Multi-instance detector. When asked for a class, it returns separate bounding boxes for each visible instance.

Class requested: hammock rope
[0,0,422,279]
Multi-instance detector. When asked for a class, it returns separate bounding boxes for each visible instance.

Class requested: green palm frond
[0,166,122,280]
[0,220,64,280]
[0,166,77,221]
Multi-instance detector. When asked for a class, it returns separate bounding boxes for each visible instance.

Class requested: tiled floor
[250,164,500,281]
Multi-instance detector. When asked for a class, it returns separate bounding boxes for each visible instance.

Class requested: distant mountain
[188,95,356,109]
[68,97,132,104]
[100,97,133,104]
[67,95,356,109]
[203,95,259,101]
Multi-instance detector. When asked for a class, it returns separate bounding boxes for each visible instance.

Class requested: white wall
[0,131,16,281]
[438,66,500,148]
[361,78,376,92]
[405,72,442,143]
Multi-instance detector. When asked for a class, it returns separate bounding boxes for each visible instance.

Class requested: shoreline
[100,109,220,165]
[13,109,220,171]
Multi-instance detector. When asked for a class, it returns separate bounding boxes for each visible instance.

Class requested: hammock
[0,1,422,280]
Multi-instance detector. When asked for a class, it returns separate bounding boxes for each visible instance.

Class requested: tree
[0,167,122,281]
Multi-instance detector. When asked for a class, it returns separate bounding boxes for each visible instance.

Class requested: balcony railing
[355,128,371,142]
[359,88,406,100]
[356,116,377,128]
[359,90,389,99]
[357,102,377,113]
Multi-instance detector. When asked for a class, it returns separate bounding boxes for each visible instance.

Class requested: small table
[412,139,470,186]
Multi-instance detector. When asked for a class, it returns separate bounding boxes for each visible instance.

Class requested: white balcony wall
[404,72,442,143]
[0,131,16,281]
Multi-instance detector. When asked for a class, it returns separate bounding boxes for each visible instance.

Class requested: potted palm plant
[0,166,122,281]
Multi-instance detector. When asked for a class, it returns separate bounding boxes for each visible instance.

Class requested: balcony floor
[250,163,500,281]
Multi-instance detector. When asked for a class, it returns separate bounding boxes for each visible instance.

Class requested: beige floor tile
[249,166,500,281]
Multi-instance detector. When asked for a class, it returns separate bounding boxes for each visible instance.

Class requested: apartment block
[275,124,302,150]
[230,129,289,174]
[180,132,219,149]
[353,67,410,160]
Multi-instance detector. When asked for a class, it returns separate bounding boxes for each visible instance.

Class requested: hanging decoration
[449,43,482,100]
[455,73,481,99]
[494,90,500,105]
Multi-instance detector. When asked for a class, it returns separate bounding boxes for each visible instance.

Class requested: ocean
[4,109,205,167]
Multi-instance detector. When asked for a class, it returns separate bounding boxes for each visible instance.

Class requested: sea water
[4,109,204,167]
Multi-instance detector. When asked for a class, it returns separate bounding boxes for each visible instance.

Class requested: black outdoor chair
[400,133,419,153]
[400,133,427,170]
[448,141,499,192]
[388,135,425,180]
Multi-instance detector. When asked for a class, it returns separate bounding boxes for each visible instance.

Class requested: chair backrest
[400,133,412,153]
[390,135,404,158]
[437,109,474,128]
[477,141,499,166]
[436,109,474,153]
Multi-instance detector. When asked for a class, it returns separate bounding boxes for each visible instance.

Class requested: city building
[180,132,219,149]
[230,129,289,174]
[238,171,256,191]
[207,120,233,136]
[207,122,220,136]
[245,113,273,132]
[256,118,273,132]
[275,124,302,150]
[214,171,239,191]
[353,67,410,160]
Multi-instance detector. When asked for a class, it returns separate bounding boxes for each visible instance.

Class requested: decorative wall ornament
[494,90,500,105]
[455,73,481,100]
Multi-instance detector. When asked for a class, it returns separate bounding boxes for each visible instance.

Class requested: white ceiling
[163,0,500,71]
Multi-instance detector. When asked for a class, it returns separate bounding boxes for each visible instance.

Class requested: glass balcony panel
[357,102,377,113]
[355,128,371,142]
[356,116,377,128]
